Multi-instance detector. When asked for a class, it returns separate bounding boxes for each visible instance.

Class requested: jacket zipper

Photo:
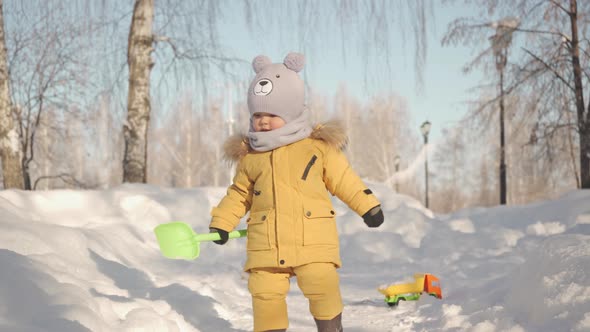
[301,155,318,180]
[271,150,280,254]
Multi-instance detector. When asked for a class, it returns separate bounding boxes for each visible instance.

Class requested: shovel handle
[195,229,247,242]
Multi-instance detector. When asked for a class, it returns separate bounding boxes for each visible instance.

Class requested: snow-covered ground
[0,183,589,331]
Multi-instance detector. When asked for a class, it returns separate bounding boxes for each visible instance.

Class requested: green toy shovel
[154,222,247,260]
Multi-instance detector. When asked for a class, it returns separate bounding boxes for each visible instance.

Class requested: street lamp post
[393,155,401,192]
[420,121,431,209]
[489,18,518,205]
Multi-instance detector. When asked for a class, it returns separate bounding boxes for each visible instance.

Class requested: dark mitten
[362,205,384,228]
[209,227,229,245]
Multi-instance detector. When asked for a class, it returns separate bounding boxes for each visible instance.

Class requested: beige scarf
[247,110,312,152]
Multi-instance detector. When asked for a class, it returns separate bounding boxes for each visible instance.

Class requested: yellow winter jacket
[209,122,381,272]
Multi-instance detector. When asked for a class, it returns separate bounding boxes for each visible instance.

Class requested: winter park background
[0,183,589,331]
[1,1,590,331]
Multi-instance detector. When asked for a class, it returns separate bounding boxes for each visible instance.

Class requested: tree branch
[522,47,575,92]
[549,0,571,15]
[33,173,86,190]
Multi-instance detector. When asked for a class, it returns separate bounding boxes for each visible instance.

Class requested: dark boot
[314,313,343,332]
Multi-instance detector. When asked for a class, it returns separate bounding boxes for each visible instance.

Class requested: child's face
[252,112,286,132]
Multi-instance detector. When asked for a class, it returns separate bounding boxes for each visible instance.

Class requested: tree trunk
[568,0,590,188]
[0,0,24,189]
[564,93,580,188]
[123,0,154,183]
[584,124,590,188]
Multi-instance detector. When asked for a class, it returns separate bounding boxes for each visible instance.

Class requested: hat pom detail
[284,52,305,72]
[252,55,271,73]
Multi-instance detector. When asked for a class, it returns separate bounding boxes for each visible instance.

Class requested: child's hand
[362,205,384,228]
[209,227,229,245]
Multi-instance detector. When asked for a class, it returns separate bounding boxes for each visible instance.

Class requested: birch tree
[122,0,245,184]
[123,0,154,183]
[0,0,23,189]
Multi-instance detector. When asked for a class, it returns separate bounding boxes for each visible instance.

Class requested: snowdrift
[0,184,589,331]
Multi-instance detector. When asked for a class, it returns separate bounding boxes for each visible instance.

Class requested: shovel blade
[154,222,200,260]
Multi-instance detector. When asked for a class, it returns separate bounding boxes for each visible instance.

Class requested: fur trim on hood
[223,120,348,164]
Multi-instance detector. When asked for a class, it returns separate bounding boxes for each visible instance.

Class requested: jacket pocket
[246,209,273,251]
[301,155,318,180]
[302,202,338,246]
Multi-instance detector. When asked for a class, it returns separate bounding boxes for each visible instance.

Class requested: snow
[0,183,589,331]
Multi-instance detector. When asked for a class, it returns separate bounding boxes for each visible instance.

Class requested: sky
[1,182,589,331]
[213,1,485,142]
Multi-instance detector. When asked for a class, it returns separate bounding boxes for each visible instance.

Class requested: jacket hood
[223,121,348,163]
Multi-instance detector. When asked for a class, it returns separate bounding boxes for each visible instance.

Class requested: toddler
[209,52,384,332]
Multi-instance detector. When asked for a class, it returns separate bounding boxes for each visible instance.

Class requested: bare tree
[86,94,124,188]
[333,85,361,166]
[443,0,590,189]
[359,94,413,187]
[2,1,100,190]
[326,89,421,198]
[431,127,468,212]
[150,94,211,187]
[566,0,590,188]
[0,0,23,189]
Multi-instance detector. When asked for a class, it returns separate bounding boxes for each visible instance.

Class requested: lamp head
[420,121,431,136]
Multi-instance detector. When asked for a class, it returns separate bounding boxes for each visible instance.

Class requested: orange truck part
[424,274,442,299]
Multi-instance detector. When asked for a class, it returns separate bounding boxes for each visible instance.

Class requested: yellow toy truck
[378,273,443,307]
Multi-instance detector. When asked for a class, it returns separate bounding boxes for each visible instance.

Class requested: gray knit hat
[247,52,306,123]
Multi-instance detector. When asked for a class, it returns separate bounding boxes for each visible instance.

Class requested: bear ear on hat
[284,52,305,73]
[252,55,271,73]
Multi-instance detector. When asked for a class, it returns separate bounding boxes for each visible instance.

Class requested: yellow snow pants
[247,262,343,331]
